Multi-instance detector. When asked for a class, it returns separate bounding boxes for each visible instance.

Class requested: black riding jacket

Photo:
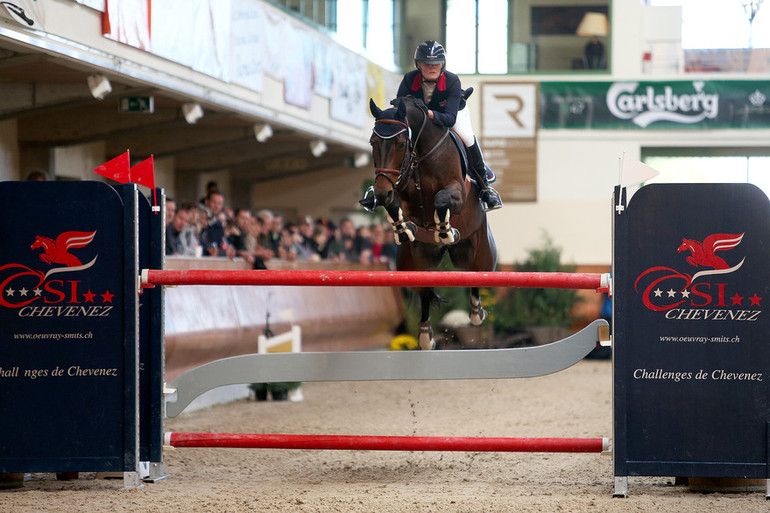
[396,69,463,128]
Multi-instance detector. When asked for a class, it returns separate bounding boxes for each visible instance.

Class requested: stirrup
[359,186,376,213]
[480,188,503,212]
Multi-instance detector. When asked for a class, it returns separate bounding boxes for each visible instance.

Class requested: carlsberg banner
[539,81,770,129]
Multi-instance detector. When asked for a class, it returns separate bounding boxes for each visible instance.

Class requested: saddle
[447,130,497,186]
[452,87,497,185]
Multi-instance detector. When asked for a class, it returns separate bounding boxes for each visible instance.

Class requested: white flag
[620,153,659,187]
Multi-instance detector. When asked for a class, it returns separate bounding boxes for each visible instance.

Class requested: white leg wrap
[387,209,415,245]
[433,210,457,245]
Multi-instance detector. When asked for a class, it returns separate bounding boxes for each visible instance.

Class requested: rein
[373,107,451,193]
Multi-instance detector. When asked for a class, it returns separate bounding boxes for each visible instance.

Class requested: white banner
[330,47,367,127]
[229,0,264,92]
[482,83,537,138]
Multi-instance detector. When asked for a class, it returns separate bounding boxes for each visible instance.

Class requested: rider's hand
[412,97,429,113]
[428,110,434,120]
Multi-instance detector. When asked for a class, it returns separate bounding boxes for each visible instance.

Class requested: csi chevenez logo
[634,232,762,321]
[0,230,115,316]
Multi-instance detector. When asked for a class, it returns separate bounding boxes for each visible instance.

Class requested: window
[650,0,769,49]
[650,0,770,73]
[269,0,398,68]
[445,1,610,74]
[446,0,508,74]
[364,0,396,67]
[644,153,770,200]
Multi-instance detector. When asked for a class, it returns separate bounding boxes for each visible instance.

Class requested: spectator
[228,209,252,262]
[166,205,191,256]
[314,218,340,260]
[251,215,275,263]
[199,191,235,258]
[383,226,398,266]
[178,202,202,256]
[267,213,284,254]
[355,225,373,265]
[276,227,302,261]
[256,209,275,252]
[25,169,48,181]
[312,225,330,260]
[370,223,397,267]
[229,208,269,269]
[165,197,176,223]
[297,216,318,256]
[338,217,360,262]
[199,180,218,205]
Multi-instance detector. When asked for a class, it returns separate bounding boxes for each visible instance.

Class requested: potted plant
[490,233,582,345]
[249,382,302,401]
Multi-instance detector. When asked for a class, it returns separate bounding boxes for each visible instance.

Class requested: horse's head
[677,239,694,253]
[369,98,412,208]
[30,236,50,251]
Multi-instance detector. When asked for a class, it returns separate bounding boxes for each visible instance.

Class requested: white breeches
[452,106,476,147]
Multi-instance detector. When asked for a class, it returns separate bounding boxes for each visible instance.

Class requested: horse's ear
[369,98,382,118]
[396,98,406,121]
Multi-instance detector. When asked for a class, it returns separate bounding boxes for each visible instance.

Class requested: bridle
[372,104,451,192]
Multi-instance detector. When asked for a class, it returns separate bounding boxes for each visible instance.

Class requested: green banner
[539,80,770,129]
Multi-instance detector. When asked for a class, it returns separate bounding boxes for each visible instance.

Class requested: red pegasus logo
[677,233,744,270]
[30,231,97,267]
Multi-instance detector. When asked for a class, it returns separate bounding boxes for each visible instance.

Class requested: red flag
[130,155,157,211]
[94,151,131,183]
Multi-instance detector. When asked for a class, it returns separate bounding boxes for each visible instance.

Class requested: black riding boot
[467,140,503,211]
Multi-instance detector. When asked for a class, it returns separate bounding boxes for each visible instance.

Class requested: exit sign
[120,96,155,113]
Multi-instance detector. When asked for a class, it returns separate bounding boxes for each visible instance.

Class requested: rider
[360,40,503,212]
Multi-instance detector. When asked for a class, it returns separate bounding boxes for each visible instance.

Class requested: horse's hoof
[418,325,435,350]
[404,224,416,242]
[435,227,459,245]
[470,307,487,326]
[387,212,416,245]
[397,230,414,244]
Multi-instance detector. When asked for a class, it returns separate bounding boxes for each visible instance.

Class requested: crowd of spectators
[164,187,397,268]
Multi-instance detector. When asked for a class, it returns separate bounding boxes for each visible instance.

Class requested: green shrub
[490,233,581,332]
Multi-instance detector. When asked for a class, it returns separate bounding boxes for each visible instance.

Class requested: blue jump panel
[0,181,138,473]
[614,183,770,481]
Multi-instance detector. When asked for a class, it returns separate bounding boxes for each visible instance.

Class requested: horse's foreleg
[385,203,416,245]
[418,287,436,350]
[433,188,461,245]
[433,210,460,245]
[469,287,487,326]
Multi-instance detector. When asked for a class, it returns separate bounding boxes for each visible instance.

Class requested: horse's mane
[391,96,425,116]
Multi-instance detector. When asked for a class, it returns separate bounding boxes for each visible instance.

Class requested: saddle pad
[448,131,497,184]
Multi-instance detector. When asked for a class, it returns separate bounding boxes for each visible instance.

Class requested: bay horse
[368,96,497,350]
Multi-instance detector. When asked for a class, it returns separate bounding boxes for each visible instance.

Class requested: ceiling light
[253,123,273,143]
[353,151,370,168]
[182,102,204,124]
[87,74,112,100]
[309,140,327,158]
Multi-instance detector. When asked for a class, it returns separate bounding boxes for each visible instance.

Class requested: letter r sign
[482,83,537,138]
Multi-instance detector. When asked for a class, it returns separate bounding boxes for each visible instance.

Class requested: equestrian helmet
[414,40,446,70]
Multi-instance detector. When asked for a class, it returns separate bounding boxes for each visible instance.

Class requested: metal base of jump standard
[166,432,610,453]
[164,319,609,418]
